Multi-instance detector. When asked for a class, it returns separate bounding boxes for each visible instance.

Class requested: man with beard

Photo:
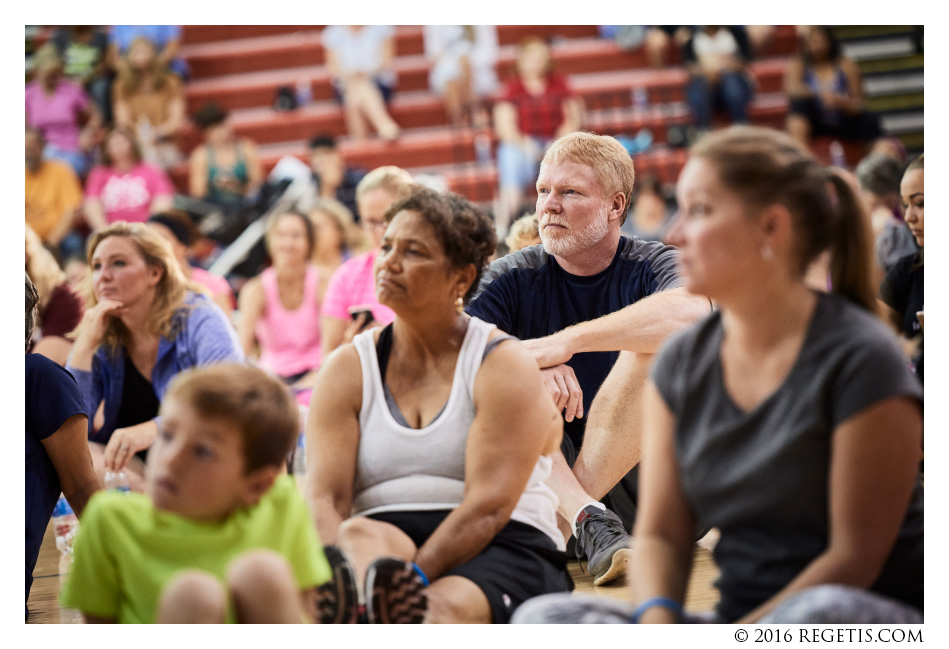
[467,132,709,585]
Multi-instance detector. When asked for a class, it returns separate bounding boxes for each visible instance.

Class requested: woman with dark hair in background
[238,211,323,401]
[146,210,235,313]
[785,26,881,148]
[66,222,243,492]
[188,102,263,209]
[880,154,924,384]
[515,126,922,625]
[307,185,570,623]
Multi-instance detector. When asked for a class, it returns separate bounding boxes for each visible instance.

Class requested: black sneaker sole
[592,547,631,587]
[365,558,427,624]
[315,546,359,624]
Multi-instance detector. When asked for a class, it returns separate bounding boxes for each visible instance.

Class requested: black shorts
[367,510,574,623]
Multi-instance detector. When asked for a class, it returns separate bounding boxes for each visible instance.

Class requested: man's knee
[426,577,492,624]
[157,570,227,623]
[338,517,416,556]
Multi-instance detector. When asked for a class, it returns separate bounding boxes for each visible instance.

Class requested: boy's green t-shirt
[60,475,331,623]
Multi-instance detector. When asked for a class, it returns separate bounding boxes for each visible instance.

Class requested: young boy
[60,365,332,623]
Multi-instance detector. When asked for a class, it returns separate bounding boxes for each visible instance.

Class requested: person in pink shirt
[25,44,101,176]
[84,128,174,229]
[239,211,323,405]
[320,166,412,360]
[146,210,235,314]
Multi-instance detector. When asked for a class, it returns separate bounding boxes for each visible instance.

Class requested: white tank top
[351,316,564,549]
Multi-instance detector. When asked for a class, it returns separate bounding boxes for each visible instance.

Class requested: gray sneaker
[575,506,632,586]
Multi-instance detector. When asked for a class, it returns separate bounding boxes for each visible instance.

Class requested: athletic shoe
[365,558,427,623]
[575,506,632,586]
[314,546,359,624]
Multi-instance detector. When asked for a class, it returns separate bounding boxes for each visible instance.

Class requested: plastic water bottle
[104,470,131,494]
[633,87,649,111]
[292,433,307,477]
[474,133,492,166]
[295,78,312,107]
[830,140,846,169]
[52,495,79,554]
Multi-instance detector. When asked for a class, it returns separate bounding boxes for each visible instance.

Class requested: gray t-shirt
[651,292,924,622]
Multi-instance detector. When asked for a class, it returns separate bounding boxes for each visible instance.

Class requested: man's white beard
[540,212,611,258]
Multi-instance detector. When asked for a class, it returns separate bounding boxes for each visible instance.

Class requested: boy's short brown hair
[164,365,299,474]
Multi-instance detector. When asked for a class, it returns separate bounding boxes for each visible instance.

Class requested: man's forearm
[564,288,711,355]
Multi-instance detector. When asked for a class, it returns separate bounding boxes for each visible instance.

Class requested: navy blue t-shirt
[25,353,87,603]
[467,236,682,448]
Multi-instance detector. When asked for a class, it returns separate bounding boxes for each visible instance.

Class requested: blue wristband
[631,596,681,623]
[411,562,430,586]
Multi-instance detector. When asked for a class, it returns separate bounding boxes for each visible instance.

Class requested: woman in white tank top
[306,185,569,624]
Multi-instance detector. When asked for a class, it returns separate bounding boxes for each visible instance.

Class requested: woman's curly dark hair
[384,184,497,303]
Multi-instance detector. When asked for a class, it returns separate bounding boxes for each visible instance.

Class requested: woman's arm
[242,139,264,196]
[188,145,209,198]
[783,58,812,99]
[378,34,395,72]
[493,101,522,144]
[738,396,922,623]
[84,197,108,232]
[156,87,185,139]
[236,277,264,359]
[41,413,100,516]
[836,57,866,115]
[150,194,174,215]
[412,339,563,580]
[629,381,697,623]
[305,345,363,545]
[555,96,584,138]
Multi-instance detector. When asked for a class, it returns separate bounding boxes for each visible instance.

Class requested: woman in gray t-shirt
[512,126,923,626]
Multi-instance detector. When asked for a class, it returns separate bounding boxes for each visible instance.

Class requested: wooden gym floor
[26,516,720,624]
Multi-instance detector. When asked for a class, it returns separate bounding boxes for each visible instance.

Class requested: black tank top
[114,354,160,461]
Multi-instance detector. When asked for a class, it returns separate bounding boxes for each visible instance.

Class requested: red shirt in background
[500,73,575,139]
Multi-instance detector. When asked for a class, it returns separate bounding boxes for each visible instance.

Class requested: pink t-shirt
[85,163,175,223]
[321,249,395,325]
[256,265,322,378]
[25,80,89,151]
[191,267,235,309]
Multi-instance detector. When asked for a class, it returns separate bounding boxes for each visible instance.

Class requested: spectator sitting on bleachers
[25,127,84,258]
[682,26,754,133]
[320,166,412,359]
[621,174,672,243]
[869,136,908,165]
[188,102,262,211]
[785,26,881,149]
[644,26,692,68]
[308,197,367,285]
[854,154,918,276]
[107,25,189,80]
[26,44,101,177]
[146,210,235,314]
[307,133,366,221]
[237,211,324,402]
[26,225,84,366]
[50,26,113,125]
[65,222,244,492]
[113,36,185,169]
[880,154,924,384]
[494,37,584,235]
[84,127,175,230]
[505,213,541,252]
[424,25,499,127]
[322,25,401,141]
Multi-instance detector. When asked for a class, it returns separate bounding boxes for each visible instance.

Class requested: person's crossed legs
[544,351,652,584]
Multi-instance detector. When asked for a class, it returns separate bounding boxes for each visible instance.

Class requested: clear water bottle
[104,470,131,494]
[52,495,79,554]
[295,77,312,107]
[292,433,307,477]
[474,133,492,166]
[829,140,846,169]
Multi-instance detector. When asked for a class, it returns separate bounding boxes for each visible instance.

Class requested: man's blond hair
[540,132,635,223]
